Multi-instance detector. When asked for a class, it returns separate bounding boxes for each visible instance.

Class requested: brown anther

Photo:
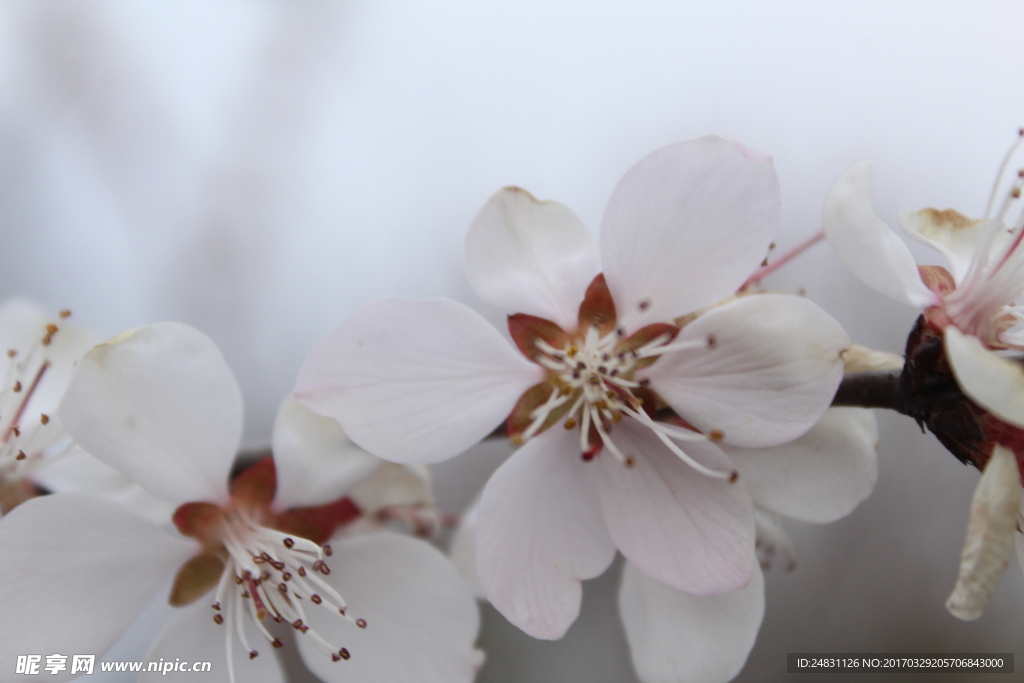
[283,537,295,549]
[563,418,577,429]
[272,638,284,649]
[588,376,600,386]
[282,572,292,581]
[625,456,636,468]
[278,583,288,593]
[707,334,717,348]
[324,544,333,556]
[253,555,266,564]
[59,309,71,319]
[212,602,221,611]
[11,427,19,437]
[12,381,21,392]
[638,378,651,387]
[45,324,58,335]
[271,560,285,571]
[566,346,578,357]
[311,594,323,605]
[769,242,777,250]
[1014,188,1022,200]
[612,411,623,424]
[248,651,258,660]
[292,619,305,630]
[339,607,347,616]
[234,576,244,585]
[356,618,367,629]
[709,429,724,442]
[313,560,331,575]
[728,470,740,483]
[576,361,586,370]
[298,567,307,577]
[597,365,607,374]
[15,451,25,461]
[1019,169,1024,178]
[241,592,250,599]
[339,648,351,660]
[609,368,619,377]
[213,614,224,625]
[571,370,581,380]
[40,414,49,425]
[601,353,611,362]
[638,299,651,311]
[332,654,341,662]
[6,349,15,358]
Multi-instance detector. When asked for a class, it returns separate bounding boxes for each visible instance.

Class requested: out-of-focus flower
[297,137,851,640]
[0,322,481,683]
[452,407,878,683]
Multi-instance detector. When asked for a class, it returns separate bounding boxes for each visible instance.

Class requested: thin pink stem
[740,230,825,290]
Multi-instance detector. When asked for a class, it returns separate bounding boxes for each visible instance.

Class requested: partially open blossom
[0,322,480,683]
[824,138,1024,620]
[298,136,851,639]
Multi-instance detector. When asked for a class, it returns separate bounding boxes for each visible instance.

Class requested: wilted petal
[465,187,597,329]
[946,445,1023,620]
[723,408,879,524]
[271,395,381,510]
[945,326,1024,428]
[619,560,764,683]
[0,494,194,676]
[600,137,779,329]
[349,462,434,514]
[650,294,849,448]
[140,600,285,682]
[298,533,483,683]
[899,208,993,282]
[477,428,616,639]
[296,298,542,464]
[591,421,754,594]
[823,161,937,307]
[58,322,243,505]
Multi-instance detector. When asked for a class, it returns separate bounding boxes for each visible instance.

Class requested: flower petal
[349,462,435,514]
[465,187,597,328]
[650,294,849,448]
[0,494,194,673]
[297,532,483,683]
[823,161,937,307]
[139,600,286,682]
[295,298,543,464]
[946,445,1023,620]
[600,137,780,329]
[591,421,755,594]
[449,493,485,599]
[619,560,764,683]
[722,408,879,524]
[899,208,994,282]
[945,326,1024,428]
[476,428,616,639]
[271,395,381,510]
[58,322,243,505]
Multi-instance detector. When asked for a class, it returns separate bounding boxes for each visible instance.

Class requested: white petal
[465,187,597,328]
[58,322,243,505]
[449,494,485,599]
[722,408,879,524]
[0,494,194,673]
[619,560,764,683]
[476,428,617,639]
[946,445,1023,620]
[650,294,849,448]
[296,298,543,464]
[823,161,937,307]
[271,395,381,510]
[591,421,755,594]
[349,462,435,514]
[945,326,1024,428]
[899,208,992,282]
[31,447,175,524]
[600,136,780,329]
[297,532,483,683]
[139,600,285,683]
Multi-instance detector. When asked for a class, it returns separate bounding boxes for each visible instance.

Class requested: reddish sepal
[506,382,575,443]
[173,502,225,543]
[577,274,618,336]
[230,457,277,509]
[508,314,569,363]
[918,264,956,297]
[276,497,362,546]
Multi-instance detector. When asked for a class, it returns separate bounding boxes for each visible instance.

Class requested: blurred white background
[1,1,1023,681]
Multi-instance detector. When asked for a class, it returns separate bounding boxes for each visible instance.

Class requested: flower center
[506,274,735,481]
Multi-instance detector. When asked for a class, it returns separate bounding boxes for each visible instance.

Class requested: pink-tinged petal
[722,408,879,524]
[297,532,483,683]
[476,428,616,639]
[619,560,764,683]
[823,161,937,307]
[945,326,1024,428]
[465,187,597,329]
[946,445,1022,620]
[0,494,195,676]
[591,421,755,594]
[899,208,993,282]
[650,294,849,448]
[32,448,175,524]
[296,298,543,464]
[600,137,780,329]
[139,600,285,682]
[271,395,381,510]
[58,323,243,505]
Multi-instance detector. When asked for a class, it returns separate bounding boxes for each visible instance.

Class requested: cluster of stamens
[0,311,75,508]
[210,508,365,680]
